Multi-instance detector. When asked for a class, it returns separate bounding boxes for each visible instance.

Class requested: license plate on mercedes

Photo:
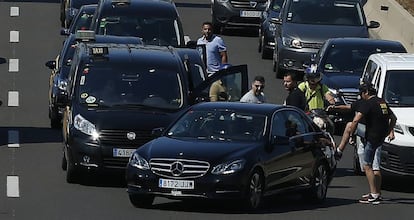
[240,10,262,18]
[159,178,194,189]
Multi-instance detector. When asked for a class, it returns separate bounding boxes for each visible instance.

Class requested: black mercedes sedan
[126,102,337,210]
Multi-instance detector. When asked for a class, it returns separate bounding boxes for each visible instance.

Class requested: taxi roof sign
[75,30,96,42]
[89,47,109,56]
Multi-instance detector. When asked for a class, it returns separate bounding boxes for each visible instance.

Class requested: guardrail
[365,0,414,52]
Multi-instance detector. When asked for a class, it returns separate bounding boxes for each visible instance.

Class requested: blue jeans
[362,141,382,170]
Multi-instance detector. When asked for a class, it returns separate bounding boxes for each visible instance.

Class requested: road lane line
[8,58,19,72]
[10,7,19,17]
[8,130,20,148]
[7,176,20,198]
[8,91,19,107]
[10,31,19,43]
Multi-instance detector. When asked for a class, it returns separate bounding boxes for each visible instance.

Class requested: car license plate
[159,178,194,189]
[113,148,135,157]
[240,10,262,18]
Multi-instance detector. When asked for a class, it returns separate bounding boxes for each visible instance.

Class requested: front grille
[339,91,359,105]
[99,129,153,147]
[230,0,267,9]
[150,158,210,179]
[103,157,128,168]
[302,42,324,49]
[386,152,404,172]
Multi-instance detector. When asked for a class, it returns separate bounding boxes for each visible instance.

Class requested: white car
[358,53,414,177]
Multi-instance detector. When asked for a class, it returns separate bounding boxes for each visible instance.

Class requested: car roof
[325,37,406,49]
[98,0,178,17]
[369,53,414,70]
[79,4,98,12]
[71,0,99,8]
[189,102,291,116]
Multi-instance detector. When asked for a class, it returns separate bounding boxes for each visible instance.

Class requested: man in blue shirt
[197,21,228,74]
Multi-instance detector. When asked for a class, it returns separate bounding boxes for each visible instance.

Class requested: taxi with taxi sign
[45,30,142,128]
[61,42,248,183]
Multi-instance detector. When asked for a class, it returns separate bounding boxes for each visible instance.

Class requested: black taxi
[61,42,248,183]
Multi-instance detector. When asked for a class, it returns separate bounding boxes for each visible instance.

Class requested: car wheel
[244,170,264,210]
[61,150,67,171]
[304,163,328,203]
[353,137,365,175]
[258,30,263,53]
[50,106,62,129]
[129,194,154,208]
[66,151,79,184]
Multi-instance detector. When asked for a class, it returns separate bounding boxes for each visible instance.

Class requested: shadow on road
[0,126,63,146]
[149,193,356,214]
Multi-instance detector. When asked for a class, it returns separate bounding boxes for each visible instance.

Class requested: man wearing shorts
[335,83,396,204]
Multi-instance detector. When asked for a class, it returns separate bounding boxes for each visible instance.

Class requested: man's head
[304,64,322,89]
[201,21,214,40]
[359,83,377,99]
[251,75,265,96]
[283,72,298,91]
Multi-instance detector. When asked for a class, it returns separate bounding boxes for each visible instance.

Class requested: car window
[74,64,183,110]
[271,0,285,11]
[384,70,414,106]
[271,112,288,137]
[362,60,378,84]
[286,0,362,26]
[167,110,266,141]
[284,110,307,136]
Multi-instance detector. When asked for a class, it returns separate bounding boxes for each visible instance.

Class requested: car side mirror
[45,60,56,69]
[60,28,70,36]
[152,127,165,137]
[0,57,6,64]
[367,20,380,29]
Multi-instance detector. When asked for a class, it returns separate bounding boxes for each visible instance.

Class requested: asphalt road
[0,0,413,220]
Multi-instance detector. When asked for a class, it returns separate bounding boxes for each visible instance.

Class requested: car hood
[390,107,414,126]
[140,137,258,162]
[82,108,181,130]
[322,72,361,89]
[282,23,368,43]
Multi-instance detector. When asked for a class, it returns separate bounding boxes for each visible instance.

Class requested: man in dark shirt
[283,72,306,110]
[335,83,396,204]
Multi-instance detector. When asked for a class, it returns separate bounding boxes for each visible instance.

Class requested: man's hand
[334,148,343,161]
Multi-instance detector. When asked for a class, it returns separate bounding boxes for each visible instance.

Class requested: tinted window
[98,16,180,46]
[74,64,183,109]
[167,110,266,141]
[384,70,414,106]
[287,0,363,25]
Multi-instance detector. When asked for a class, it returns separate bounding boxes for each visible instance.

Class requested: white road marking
[10,31,19,43]
[8,130,20,148]
[10,7,19,17]
[9,58,19,72]
[8,91,19,107]
[7,176,20,198]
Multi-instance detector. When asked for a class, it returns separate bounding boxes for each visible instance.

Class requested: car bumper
[380,143,414,176]
[67,133,139,172]
[276,45,318,72]
[212,3,264,28]
[126,164,249,200]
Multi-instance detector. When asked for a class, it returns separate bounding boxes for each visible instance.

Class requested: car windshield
[72,0,98,8]
[287,0,363,26]
[70,9,95,33]
[384,70,414,106]
[166,110,266,142]
[97,16,181,46]
[271,0,284,12]
[75,64,183,110]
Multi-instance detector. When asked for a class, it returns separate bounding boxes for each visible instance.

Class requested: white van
[358,53,414,177]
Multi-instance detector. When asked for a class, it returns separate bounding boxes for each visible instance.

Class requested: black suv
[60,0,99,28]
[211,0,268,34]
[61,43,248,183]
[45,31,142,128]
[90,0,187,47]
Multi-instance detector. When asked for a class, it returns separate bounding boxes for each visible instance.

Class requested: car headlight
[282,37,302,48]
[394,122,403,135]
[73,114,98,139]
[268,22,277,33]
[211,159,245,175]
[57,78,67,90]
[129,152,150,170]
[328,88,341,103]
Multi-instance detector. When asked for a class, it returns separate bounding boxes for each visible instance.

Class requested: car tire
[49,104,62,129]
[244,170,264,210]
[129,194,154,208]
[353,137,365,175]
[66,151,79,184]
[304,163,328,203]
[258,30,263,53]
[62,151,67,171]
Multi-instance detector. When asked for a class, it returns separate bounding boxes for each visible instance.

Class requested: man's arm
[387,110,397,141]
[220,51,228,64]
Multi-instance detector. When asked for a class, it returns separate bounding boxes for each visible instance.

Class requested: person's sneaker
[359,194,381,205]
[362,193,383,201]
